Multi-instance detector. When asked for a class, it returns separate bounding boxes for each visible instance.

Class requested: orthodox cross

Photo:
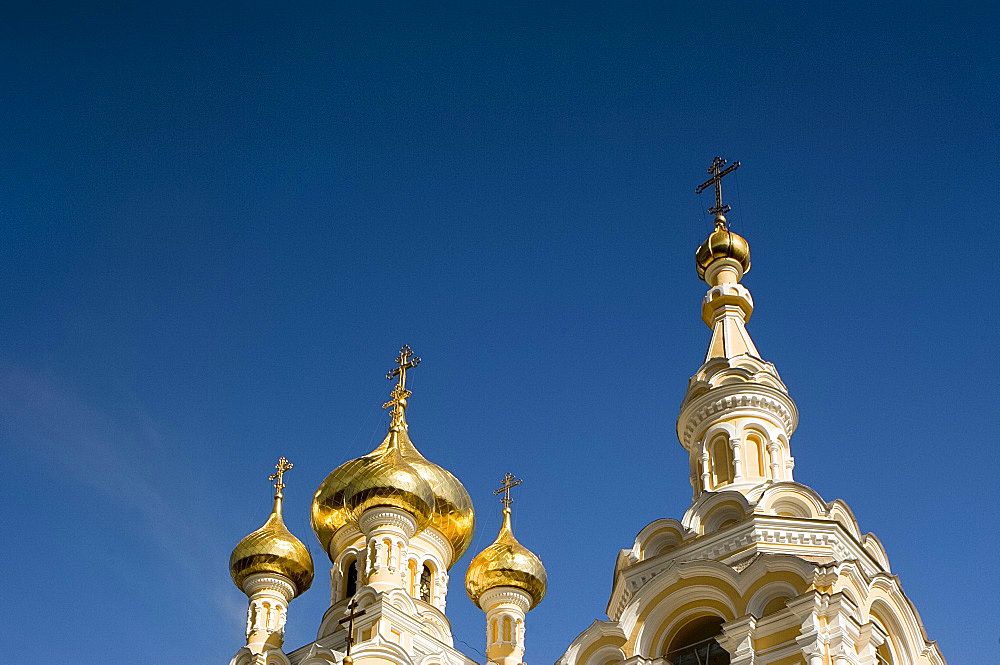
[493,472,523,509]
[338,597,367,657]
[383,345,421,426]
[694,156,740,216]
[386,344,421,390]
[269,457,293,495]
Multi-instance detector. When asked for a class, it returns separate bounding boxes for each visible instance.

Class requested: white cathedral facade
[226,159,945,665]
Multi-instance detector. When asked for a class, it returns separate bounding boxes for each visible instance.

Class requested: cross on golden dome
[493,472,522,509]
[269,456,293,496]
[695,156,740,217]
[383,345,422,429]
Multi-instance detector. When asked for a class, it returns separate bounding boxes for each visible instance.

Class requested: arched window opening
[665,616,730,665]
[712,437,733,486]
[408,559,419,597]
[745,434,766,478]
[502,615,512,641]
[345,559,358,599]
[491,619,498,644]
[419,564,432,603]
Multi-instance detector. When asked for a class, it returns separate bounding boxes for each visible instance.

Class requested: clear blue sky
[2,2,997,664]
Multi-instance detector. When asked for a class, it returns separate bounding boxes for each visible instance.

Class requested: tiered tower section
[295,346,478,665]
[677,211,798,499]
[558,158,945,665]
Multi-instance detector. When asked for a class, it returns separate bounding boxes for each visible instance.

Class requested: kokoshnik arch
[225,159,946,665]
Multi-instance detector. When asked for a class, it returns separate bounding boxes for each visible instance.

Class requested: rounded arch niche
[664,616,730,665]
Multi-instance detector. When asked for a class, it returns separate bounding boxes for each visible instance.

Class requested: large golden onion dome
[311,346,475,564]
[342,433,436,527]
[696,214,751,280]
[465,506,547,610]
[230,459,314,596]
[311,428,474,561]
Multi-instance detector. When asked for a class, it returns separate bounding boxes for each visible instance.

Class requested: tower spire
[678,159,797,498]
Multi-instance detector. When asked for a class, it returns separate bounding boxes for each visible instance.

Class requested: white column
[767,441,781,481]
[730,437,744,480]
[242,573,295,654]
[700,442,712,492]
[481,587,531,665]
[358,508,417,592]
[718,615,756,665]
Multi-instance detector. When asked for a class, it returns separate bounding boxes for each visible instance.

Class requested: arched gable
[682,490,752,533]
[634,519,689,560]
[755,482,827,519]
[557,620,627,665]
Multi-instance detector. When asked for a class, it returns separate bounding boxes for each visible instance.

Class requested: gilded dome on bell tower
[311,346,475,564]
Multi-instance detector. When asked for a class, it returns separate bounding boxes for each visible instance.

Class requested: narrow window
[419,564,432,602]
[345,559,358,598]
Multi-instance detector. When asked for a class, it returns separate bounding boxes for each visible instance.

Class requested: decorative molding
[244,573,296,600]
[480,586,532,612]
[360,508,419,538]
[678,387,797,450]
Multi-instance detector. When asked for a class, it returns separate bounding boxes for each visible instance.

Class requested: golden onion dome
[465,507,547,610]
[312,345,475,564]
[311,428,475,563]
[379,428,475,560]
[696,214,751,281]
[341,433,436,526]
[230,492,314,597]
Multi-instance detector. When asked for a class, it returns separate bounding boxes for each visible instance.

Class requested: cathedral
[225,159,946,665]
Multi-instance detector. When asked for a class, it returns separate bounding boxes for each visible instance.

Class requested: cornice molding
[359,508,418,538]
[243,573,296,600]
[677,383,798,449]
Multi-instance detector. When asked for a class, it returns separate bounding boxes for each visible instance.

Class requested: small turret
[466,473,547,665]
[230,457,313,655]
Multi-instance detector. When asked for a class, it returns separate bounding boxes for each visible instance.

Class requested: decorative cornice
[243,573,296,600]
[480,586,532,613]
[359,508,418,538]
[677,384,798,449]
[418,526,454,566]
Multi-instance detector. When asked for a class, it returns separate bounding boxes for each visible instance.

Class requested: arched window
[419,564,432,602]
[665,616,730,665]
[712,437,733,486]
[744,434,767,478]
[502,615,512,641]
[345,559,358,599]
[408,559,419,597]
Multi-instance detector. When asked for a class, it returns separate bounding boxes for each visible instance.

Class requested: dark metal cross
[269,457,293,495]
[493,472,522,509]
[695,156,741,216]
[338,597,367,657]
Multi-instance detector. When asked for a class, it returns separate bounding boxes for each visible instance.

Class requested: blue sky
[2,2,997,664]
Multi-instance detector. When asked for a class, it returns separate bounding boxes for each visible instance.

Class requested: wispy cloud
[0,364,237,620]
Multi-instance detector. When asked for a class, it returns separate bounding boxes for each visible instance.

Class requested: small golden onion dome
[312,429,475,564]
[696,214,751,281]
[230,494,314,596]
[465,508,547,610]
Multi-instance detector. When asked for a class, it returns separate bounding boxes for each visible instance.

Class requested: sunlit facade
[226,165,945,665]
